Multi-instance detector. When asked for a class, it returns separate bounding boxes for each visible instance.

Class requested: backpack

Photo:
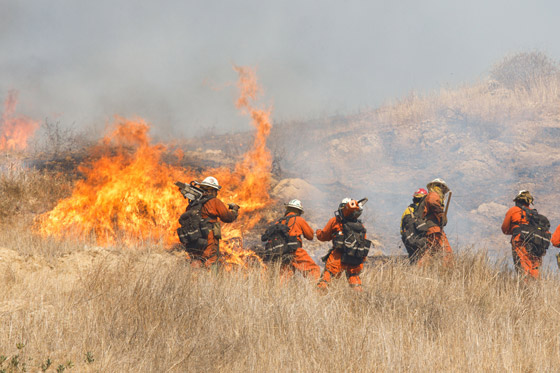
[259,215,301,262]
[177,196,214,251]
[333,219,372,266]
[401,196,435,255]
[513,206,551,257]
[401,204,426,258]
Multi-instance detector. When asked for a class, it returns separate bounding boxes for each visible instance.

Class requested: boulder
[470,202,508,218]
[271,178,325,203]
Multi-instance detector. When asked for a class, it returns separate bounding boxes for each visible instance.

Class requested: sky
[1,0,559,138]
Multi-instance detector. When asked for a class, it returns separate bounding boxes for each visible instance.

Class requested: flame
[36,67,273,268]
[0,91,40,151]
[37,118,188,246]
[212,66,273,268]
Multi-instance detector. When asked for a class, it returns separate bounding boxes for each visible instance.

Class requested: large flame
[0,91,40,151]
[37,118,188,246]
[36,67,273,268]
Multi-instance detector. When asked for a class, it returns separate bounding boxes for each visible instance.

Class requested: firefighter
[417,178,453,266]
[400,188,428,263]
[317,198,371,291]
[179,176,239,268]
[277,199,320,279]
[502,190,550,278]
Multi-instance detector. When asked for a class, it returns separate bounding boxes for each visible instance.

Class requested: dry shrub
[0,164,73,223]
[2,248,560,372]
[375,52,560,132]
[490,51,560,92]
[30,119,94,158]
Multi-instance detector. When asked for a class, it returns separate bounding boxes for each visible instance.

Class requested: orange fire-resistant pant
[188,231,220,269]
[317,248,363,291]
[281,248,320,280]
[417,232,453,267]
[512,235,542,279]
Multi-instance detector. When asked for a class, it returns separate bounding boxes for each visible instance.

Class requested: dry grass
[374,52,560,132]
[375,76,560,129]
[0,160,73,223]
[2,240,560,372]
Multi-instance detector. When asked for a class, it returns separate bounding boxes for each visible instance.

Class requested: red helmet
[338,199,363,220]
[413,188,428,198]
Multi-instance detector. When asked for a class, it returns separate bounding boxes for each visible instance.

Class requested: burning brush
[36,67,274,269]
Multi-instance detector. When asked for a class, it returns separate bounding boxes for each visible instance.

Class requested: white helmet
[427,178,449,193]
[285,199,303,212]
[198,176,221,190]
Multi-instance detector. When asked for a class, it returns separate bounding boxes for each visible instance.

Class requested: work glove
[228,203,240,212]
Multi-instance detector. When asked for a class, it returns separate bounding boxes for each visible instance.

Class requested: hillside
[260,53,560,263]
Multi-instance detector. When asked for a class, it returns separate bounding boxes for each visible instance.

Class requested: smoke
[1,1,560,138]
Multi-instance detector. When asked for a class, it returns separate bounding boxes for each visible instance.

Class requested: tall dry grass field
[3,230,560,372]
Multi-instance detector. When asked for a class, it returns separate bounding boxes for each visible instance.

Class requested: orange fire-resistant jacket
[200,198,238,224]
[316,217,342,242]
[551,225,560,247]
[501,205,530,237]
[316,216,367,242]
[424,191,444,235]
[284,212,314,244]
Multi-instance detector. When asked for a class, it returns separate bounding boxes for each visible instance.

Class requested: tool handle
[443,191,452,217]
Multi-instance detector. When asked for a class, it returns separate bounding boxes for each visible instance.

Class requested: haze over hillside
[255,52,560,265]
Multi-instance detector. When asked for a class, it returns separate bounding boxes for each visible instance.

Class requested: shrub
[490,51,560,91]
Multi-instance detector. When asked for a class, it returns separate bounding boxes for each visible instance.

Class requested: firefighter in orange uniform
[417,178,453,266]
[277,199,321,279]
[179,176,239,268]
[502,190,548,278]
[317,198,371,291]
